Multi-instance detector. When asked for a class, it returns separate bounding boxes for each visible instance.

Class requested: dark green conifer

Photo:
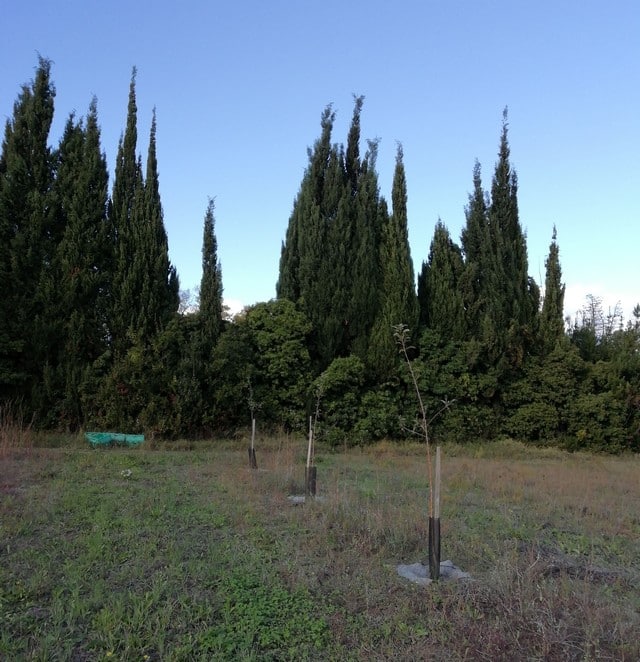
[199,198,223,345]
[459,110,539,368]
[53,99,111,427]
[485,109,537,359]
[277,104,336,304]
[111,68,139,238]
[277,104,346,365]
[110,68,142,351]
[345,95,364,195]
[0,57,56,403]
[540,226,566,352]
[138,108,179,331]
[111,78,178,348]
[347,138,385,362]
[418,220,465,340]
[315,145,351,362]
[459,160,489,335]
[370,144,418,377]
[278,98,396,368]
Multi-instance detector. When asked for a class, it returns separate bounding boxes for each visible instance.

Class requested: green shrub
[506,401,560,441]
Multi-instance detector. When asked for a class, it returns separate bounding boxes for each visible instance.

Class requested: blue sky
[2,0,638,321]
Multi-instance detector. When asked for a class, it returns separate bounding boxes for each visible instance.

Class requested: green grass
[1,438,639,660]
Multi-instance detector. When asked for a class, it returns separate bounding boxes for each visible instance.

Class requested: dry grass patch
[0,403,34,461]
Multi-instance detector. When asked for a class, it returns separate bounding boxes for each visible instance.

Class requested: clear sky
[2,0,638,322]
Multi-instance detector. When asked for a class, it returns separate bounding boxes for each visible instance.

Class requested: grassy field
[1,433,639,661]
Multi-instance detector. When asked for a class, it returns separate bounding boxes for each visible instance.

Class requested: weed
[197,568,330,660]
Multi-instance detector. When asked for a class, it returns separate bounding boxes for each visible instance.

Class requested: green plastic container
[85,432,145,447]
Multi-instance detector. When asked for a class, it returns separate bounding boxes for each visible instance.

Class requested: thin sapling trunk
[394,324,452,581]
[247,379,259,470]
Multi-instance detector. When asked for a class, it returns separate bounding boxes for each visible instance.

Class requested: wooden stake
[248,417,258,469]
[305,466,317,497]
[306,416,313,469]
[429,445,442,580]
[251,417,256,452]
[434,446,441,519]
[305,416,316,496]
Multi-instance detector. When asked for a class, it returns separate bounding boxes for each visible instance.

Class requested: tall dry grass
[0,402,34,459]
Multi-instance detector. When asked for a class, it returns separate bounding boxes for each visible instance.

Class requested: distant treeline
[1,58,638,451]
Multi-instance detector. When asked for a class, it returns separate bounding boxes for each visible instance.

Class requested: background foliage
[1,60,638,451]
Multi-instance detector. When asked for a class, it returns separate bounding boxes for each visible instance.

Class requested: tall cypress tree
[485,109,537,364]
[459,160,489,336]
[278,104,337,306]
[53,100,112,427]
[277,98,387,368]
[0,57,56,404]
[458,110,539,368]
[540,226,565,352]
[418,220,466,340]
[317,145,350,362]
[101,74,179,429]
[139,198,221,437]
[111,68,139,237]
[347,138,384,361]
[111,75,178,347]
[277,104,343,365]
[110,68,142,352]
[369,144,418,377]
[345,95,364,195]
[199,197,223,346]
[138,108,179,332]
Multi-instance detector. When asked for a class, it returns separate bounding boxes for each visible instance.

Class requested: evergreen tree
[369,144,418,378]
[110,68,142,352]
[166,197,225,434]
[418,220,466,340]
[277,105,335,303]
[278,99,386,368]
[345,95,364,195]
[199,197,223,346]
[458,110,538,369]
[111,68,139,237]
[53,99,111,427]
[459,160,489,336]
[347,138,385,362]
[136,108,179,333]
[277,103,340,364]
[317,150,351,362]
[102,74,179,428]
[111,77,178,347]
[0,57,56,405]
[484,109,537,365]
[539,226,566,353]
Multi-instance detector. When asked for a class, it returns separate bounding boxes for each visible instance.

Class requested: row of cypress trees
[277,98,418,377]
[1,60,638,449]
[277,102,562,379]
[0,58,223,431]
